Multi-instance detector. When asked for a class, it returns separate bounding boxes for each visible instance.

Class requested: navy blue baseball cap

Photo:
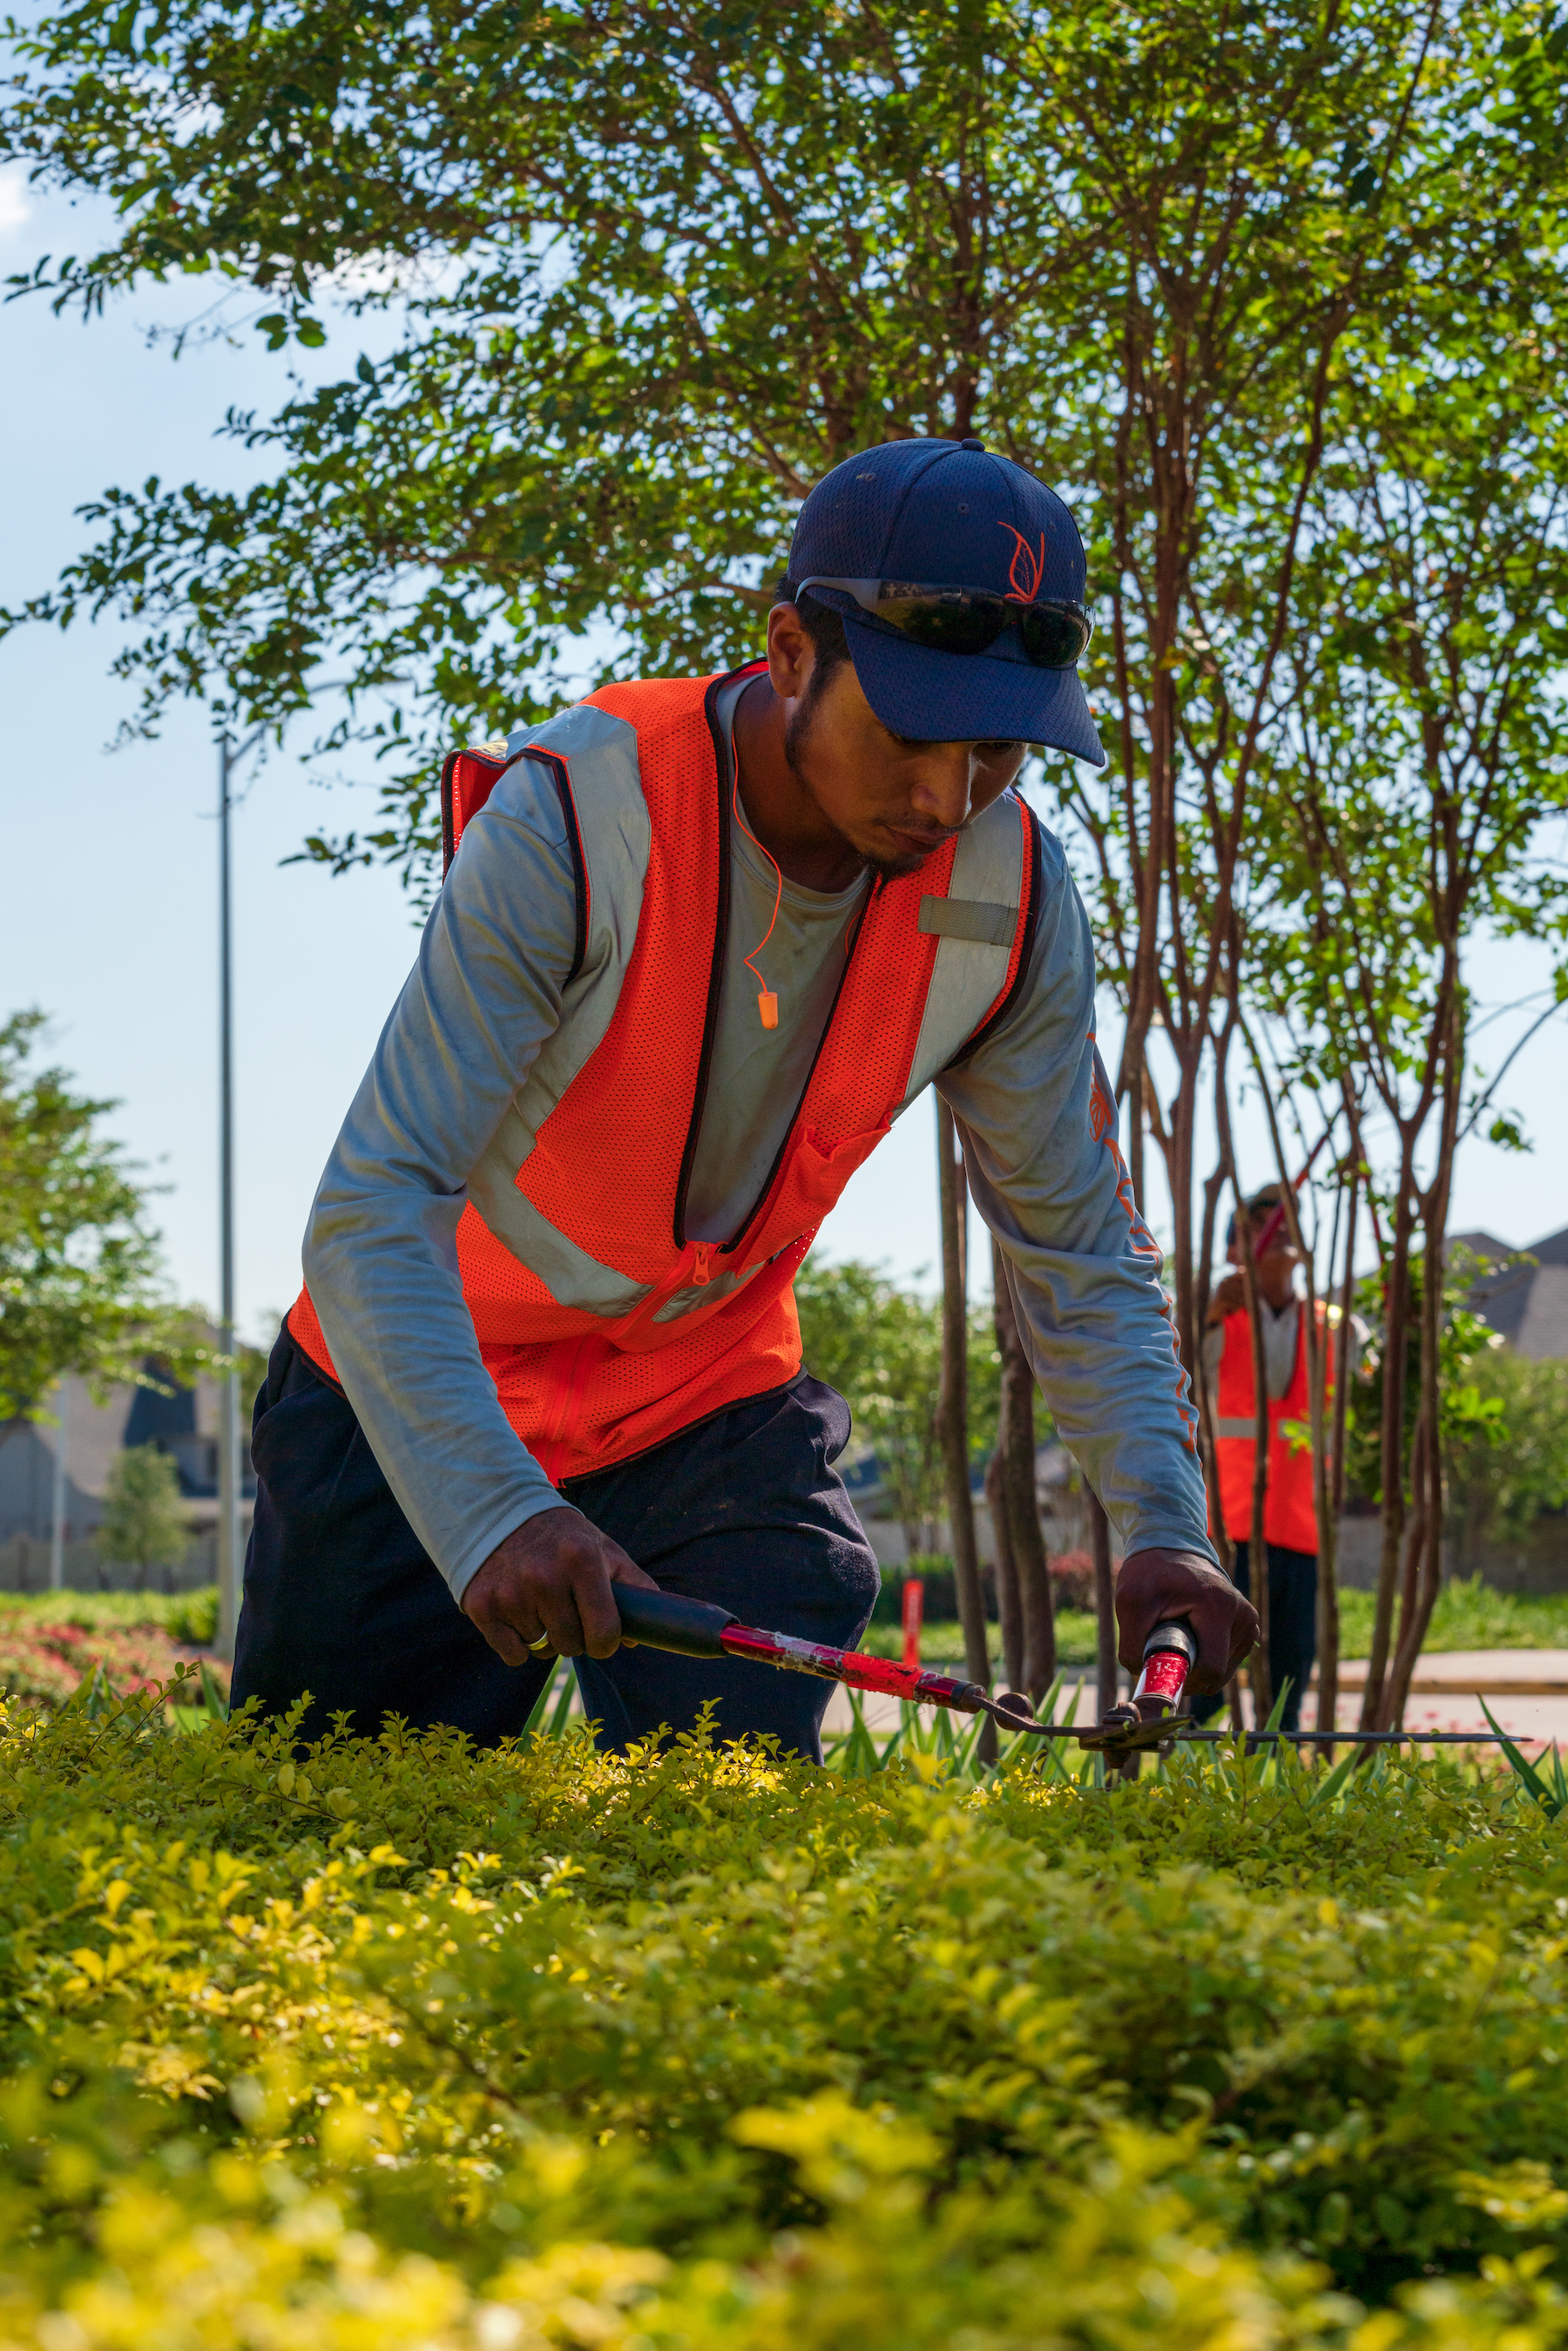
[784,437,1105,767]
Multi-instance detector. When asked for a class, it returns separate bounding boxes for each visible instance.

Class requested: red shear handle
[1131,1619,1196,1712]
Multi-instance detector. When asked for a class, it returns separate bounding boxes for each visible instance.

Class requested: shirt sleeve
[936,821,1217,1567]
[300,760,585,1603]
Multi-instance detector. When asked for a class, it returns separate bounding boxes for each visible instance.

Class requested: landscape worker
[231,436,1259,1759]
[1196,1184,1352,1733]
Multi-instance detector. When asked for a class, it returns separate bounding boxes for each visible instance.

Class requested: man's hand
[462,1507,659,1665]
[1206,1271,1246,1322]
[1115,1547,1258,1695]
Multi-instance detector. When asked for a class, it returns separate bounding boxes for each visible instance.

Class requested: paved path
[821,1650,1568,1748]
[1328,1651,1568,1746]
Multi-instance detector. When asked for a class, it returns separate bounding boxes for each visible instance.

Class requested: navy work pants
[231,1326,880,1760]
[1194,1539,1318,1733]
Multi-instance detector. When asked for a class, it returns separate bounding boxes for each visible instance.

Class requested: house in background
[1451,1226,1568,1359]
[0,1340,255,1592]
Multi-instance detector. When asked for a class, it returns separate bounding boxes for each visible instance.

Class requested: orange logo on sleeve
[1088,1059,1116,1145]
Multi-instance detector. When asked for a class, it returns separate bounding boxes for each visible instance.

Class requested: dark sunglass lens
[1018,605,1089,669]
[877,591,1010,655]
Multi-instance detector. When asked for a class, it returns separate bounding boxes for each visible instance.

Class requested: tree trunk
[1091,1491,1118,1719]
[986,1445,1024,1693]
[990,1237,1055,1697]
[1234,1213,1274,1726]
[1360,1161,1415,1733]
[1213,1044,1271,1721]
[1382,990,1465,1730]
[936,1099,994,1760]
[1193,1118,1235,1588]
[1315,1161,1357,1744]
[1244,1036,1342,1751]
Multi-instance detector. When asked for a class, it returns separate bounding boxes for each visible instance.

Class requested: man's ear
[766,602,814,703]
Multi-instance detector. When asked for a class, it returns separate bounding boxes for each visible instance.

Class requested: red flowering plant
[0,1618,226,1710]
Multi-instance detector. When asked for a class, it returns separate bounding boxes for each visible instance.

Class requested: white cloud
[0,166,33,239]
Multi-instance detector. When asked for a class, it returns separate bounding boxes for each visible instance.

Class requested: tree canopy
[98,1440,192,1584]
[0,1011,203,1423]
[9,0,1563,883]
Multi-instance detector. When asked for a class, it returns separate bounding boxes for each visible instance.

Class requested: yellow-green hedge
[4,1690,1568,2348]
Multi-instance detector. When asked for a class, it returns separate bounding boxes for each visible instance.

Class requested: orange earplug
[732,768,784,1032]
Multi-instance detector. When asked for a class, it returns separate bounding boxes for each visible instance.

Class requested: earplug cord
[732,767,783,1029]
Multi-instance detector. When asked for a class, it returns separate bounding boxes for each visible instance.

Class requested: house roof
[1463,1226,1568,1361]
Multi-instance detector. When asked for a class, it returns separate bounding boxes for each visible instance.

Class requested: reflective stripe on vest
[1213,1301,1328,1552]
[288,665,1043,1484]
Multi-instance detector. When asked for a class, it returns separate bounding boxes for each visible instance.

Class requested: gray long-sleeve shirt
[302,700,1215,1602]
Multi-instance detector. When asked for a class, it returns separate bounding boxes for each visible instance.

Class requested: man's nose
[908,746,977,831]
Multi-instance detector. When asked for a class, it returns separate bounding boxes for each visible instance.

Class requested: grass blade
[876,1710,909,1769]
[546,1660,578,1737]
[199,1659,229,1723]
[1261,1675,1293,1736]
[1308,1748,1359,1810]
[842,1692,881,1778]
[1481,1697,1559,1814]
[521,1659,566,1742]
[952,1707,989,1781]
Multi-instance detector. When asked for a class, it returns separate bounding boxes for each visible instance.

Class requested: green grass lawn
[863,1573,1568,1666]
[6,1573,1566,1670]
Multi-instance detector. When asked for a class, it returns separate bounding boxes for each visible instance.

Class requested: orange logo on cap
[998,524,1047,603]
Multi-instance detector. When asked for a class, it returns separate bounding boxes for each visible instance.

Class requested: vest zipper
[540,1333,593,1476]
[693,1243,712,1286]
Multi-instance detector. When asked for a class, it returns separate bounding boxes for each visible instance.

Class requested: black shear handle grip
[1144,1619,1197,1665]
[614,1583,737,1659]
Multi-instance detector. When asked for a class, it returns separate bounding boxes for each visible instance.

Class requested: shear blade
[1078,1716,1178,1753]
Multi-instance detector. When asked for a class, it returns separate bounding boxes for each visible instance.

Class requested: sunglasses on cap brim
[796,576,1093,670]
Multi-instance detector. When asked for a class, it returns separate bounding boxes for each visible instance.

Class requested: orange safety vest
[1214,1300,1332,1552]
[287,667,1042,1486]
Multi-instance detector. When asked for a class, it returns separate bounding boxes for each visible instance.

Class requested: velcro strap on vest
[918,895,1016,947]
[1215,1416,1261,1439]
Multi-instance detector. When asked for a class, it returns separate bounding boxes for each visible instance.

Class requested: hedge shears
[612,1585,1523,1753]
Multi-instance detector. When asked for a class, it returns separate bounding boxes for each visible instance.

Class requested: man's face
[770,609,1026,878]
[1227,1220,1301,1305]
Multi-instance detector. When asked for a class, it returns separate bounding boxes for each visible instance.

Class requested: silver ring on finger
[526,1628,554,1656]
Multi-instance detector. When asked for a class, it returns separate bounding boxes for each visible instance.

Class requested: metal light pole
[216,733,241,1659]
[215,725,264,1661]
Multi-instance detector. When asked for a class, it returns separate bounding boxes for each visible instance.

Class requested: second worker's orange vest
[1214,1300,1331,1552]
[287,666,1042,1486]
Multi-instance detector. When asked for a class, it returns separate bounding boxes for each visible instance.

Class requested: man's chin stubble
[863,846,929,882]
[785,699,947,882]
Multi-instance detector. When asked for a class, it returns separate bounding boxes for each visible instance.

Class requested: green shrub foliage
[5,1691,1568,2346]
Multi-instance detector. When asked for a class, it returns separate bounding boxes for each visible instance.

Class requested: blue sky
[2,166,1564,1347]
